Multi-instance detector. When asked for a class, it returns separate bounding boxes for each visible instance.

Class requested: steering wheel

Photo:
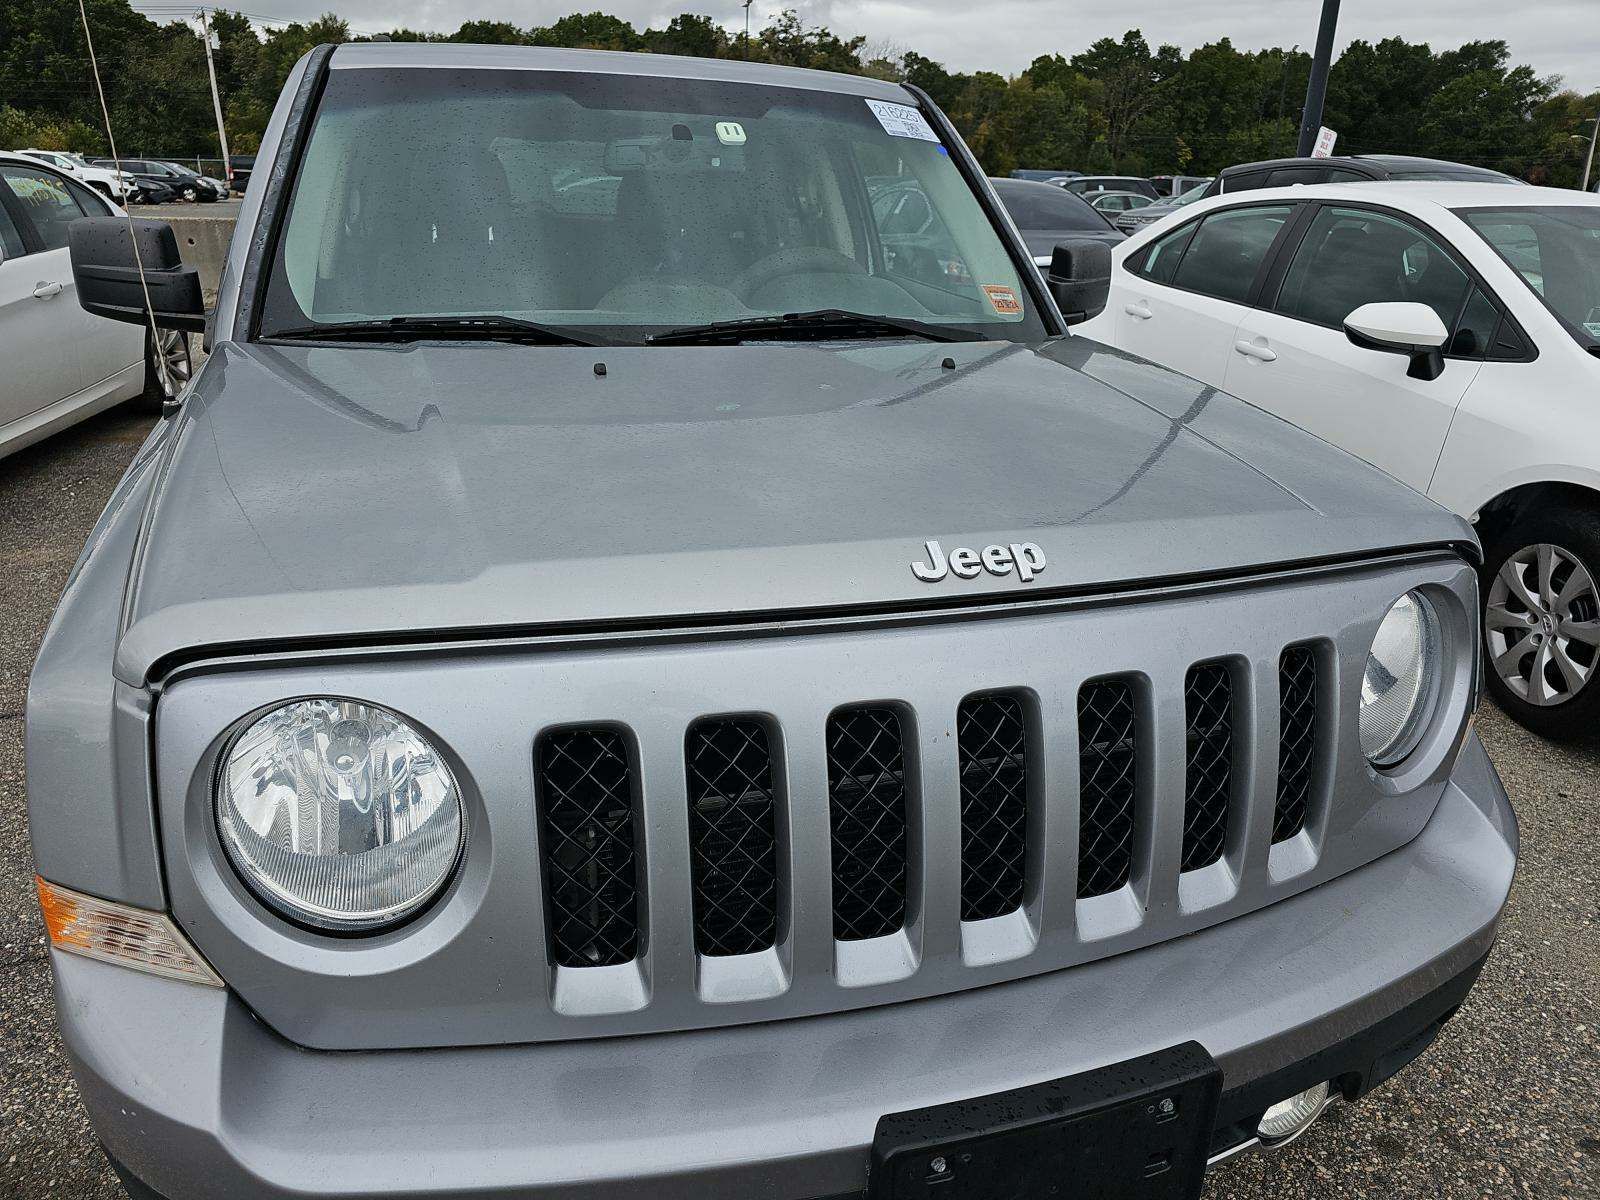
[731,246,870,302]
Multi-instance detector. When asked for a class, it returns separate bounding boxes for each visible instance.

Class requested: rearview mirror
[68,217,205,333]
[1046,239,1112,326]
[1342,301,1448,381]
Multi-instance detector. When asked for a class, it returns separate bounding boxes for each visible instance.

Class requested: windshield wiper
[267,314,606,347]
[646,308,967,346]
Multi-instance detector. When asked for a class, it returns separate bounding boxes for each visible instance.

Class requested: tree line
[2,0,1596,187]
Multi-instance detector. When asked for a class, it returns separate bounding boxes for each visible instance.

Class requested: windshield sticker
[981,284,1023,316]
[715,121,746,146]
[866,99,939,142]
[1585,322,1600,338]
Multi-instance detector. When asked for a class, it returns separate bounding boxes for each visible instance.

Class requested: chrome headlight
[1360,592,1442,766]
[217,698,464,931]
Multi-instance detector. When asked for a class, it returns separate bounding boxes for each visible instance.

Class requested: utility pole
[197,8,232,190]
[742,0,753,59]
[1296,0,1340,157]
[1583,110,1599,192]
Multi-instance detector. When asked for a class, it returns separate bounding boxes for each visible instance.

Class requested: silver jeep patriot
[31,43,1516,1200]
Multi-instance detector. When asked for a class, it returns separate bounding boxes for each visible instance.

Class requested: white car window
[0,202,24,259]
[0,166,87,252]
[1170,205,1292,304]
[1274,206,1470,332]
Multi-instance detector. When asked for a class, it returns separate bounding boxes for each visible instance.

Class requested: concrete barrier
[163,211,237,306]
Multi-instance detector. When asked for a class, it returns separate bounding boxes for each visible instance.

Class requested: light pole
[1296,0,1340,157]
[742,0,753,59]
[1583,111,1599,193]
[196,8,232,189]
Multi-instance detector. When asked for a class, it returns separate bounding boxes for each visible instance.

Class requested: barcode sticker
[865,99,939,142]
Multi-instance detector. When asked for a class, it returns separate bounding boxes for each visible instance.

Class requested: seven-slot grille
[956,693,1029,921]
[685,718,780,956]
[534,728,641,968]
[1275,645,1320,842]
[1182,662,1236,872]
[532,659,1326,968]
[1076,679,1138,899]
[825,706,911,941]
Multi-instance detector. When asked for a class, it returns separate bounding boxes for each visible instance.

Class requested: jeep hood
[115,336,1471,682]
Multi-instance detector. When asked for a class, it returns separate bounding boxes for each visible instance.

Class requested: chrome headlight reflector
[217,698,464,932]
[1360,592,1441,766]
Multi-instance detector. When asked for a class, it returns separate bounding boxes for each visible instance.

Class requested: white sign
[865,99,939,143]
[1311,126,1338,159]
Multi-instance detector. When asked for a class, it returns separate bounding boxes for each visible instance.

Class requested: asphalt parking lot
[0,407,1596,1199]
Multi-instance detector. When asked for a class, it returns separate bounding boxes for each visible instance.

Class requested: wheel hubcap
[155,329,191,400]
[1485,542,1600,706]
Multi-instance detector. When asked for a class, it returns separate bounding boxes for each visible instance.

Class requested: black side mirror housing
[1047,239,1112,326]
[69,217,206,333]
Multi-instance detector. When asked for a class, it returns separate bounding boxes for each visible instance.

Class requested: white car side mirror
[1342,301,1450,381]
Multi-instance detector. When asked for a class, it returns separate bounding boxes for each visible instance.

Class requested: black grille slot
[1182,662,1235,872]
[685,718,780,957]
[535,728,641,968]
[957,693,1029,921]
[1275,646,1320,842]
[826,706,909,941]
[1077,679,1137,898]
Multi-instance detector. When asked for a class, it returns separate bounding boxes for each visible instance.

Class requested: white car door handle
[1234,338,1277,362]
[1124,300,1153,320]
[32,280,63,299]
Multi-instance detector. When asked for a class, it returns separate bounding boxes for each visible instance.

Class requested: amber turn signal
[36,876,223,988]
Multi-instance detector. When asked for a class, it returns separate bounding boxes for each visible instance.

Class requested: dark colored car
[989,177,1125,267]
[1198,154,1524,198]
[1061,175,1161,199]
[228,154,256,192]
[91,159,223,202]
[1010,168,1080,182]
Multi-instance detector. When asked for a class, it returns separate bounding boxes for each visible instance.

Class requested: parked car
[1149,174,1213,197]
[227,153,256,191]
[1061,174,1161,199]
[1009,167,1080,182]
[91,158,223,202]
[1088,190,1157,217]
[1196,154,1523,198]
[36,43,1513,1200]
[1111,182,1209,234]
[10,148,134,203]
[990,177,1124,266]
[1078,181,1600,737]
[0,152,189,458]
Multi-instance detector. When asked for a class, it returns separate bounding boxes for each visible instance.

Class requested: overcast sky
[237,0,1600,93]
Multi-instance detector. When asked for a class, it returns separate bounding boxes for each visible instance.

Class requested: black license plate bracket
[869,1042,1221,1200]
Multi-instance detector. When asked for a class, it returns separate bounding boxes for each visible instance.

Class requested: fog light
[1256,1081,1330,1143]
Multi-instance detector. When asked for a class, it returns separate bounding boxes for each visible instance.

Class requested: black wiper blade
[646,308,965,345]
[268,314,606,347]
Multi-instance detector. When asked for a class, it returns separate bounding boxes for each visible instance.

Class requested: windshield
[259,67,1045,344]
[1461,206,1600,349]
[989,181,1109,232]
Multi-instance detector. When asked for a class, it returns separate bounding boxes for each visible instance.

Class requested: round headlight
[1360,592,1441,766]
[217,699,464,931]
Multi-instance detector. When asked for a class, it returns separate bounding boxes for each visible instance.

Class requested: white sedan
[0,152,190,459]
[1077,181,1600,739]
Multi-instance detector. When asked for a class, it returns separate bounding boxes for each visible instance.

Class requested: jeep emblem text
[911,540,1046,583]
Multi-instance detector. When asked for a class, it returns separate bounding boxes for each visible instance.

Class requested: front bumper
[60,733,1514,1200]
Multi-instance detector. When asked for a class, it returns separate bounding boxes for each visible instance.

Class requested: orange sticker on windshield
[981,284,1023,315]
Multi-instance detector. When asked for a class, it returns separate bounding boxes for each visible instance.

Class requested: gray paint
[149,552,1479,1049]
[28,44,1516,1198]
[60,735,1514,1199]
[113,337,1470,685]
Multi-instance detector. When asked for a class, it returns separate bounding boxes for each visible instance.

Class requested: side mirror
[68,217,205,333]
[1342,301,1448,381]
[1047,239,1112,326]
